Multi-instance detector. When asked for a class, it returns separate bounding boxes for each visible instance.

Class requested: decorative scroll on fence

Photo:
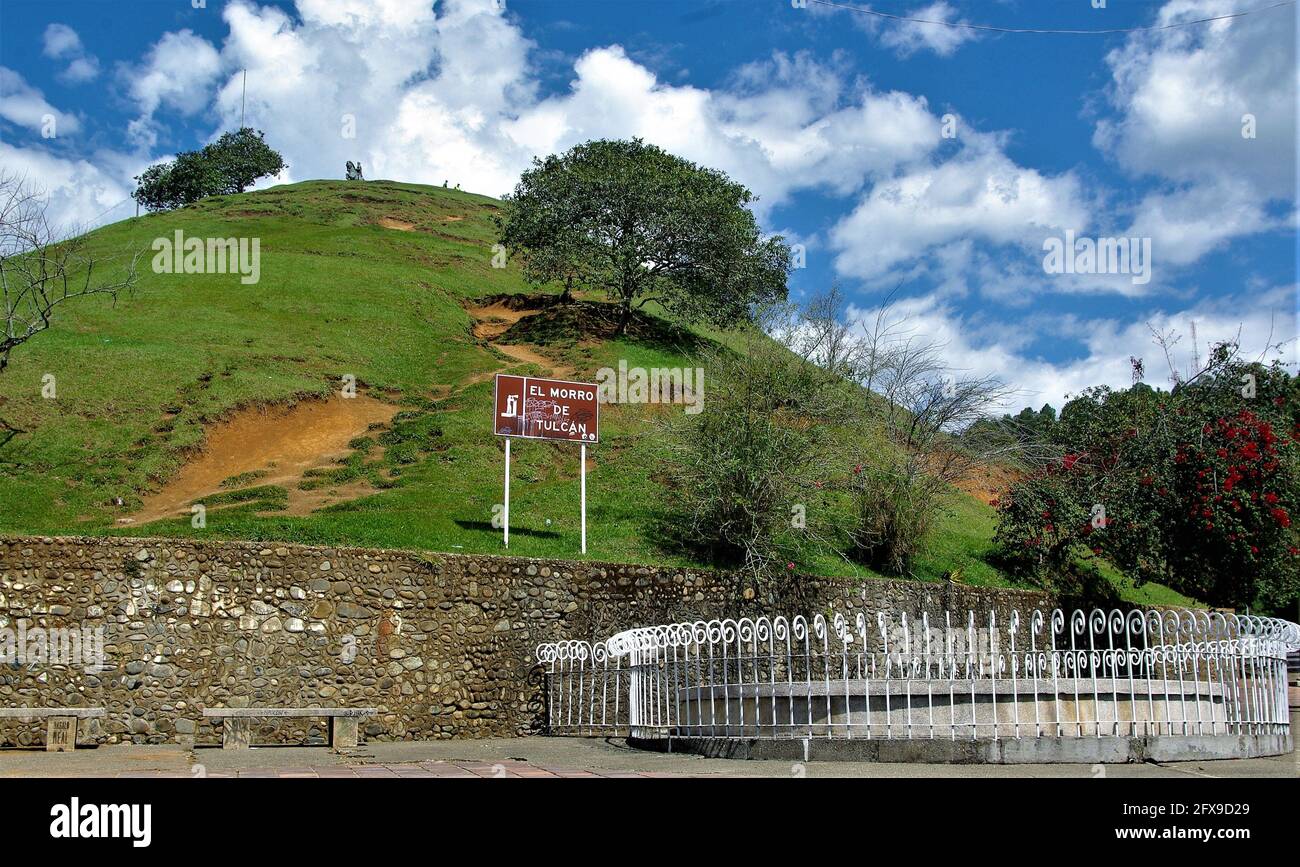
[536,609,1300,742]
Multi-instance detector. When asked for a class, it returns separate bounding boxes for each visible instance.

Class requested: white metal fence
[536,608,1300,742]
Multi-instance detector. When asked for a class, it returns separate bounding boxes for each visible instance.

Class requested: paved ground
[0,733,1296,778]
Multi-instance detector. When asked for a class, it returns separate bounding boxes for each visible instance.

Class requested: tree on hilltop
[134,128,286,211]
[497,138,791,335]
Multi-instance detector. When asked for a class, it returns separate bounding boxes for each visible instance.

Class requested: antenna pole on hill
[240,69,247,129]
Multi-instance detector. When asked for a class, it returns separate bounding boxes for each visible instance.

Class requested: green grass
[0,179,1194,606]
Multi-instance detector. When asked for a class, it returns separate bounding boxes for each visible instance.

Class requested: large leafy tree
[134,128,286,211]
[498,138,791,334]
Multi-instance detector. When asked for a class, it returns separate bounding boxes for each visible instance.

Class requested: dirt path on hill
[465,297,573,377]
[128,395,397,525]
[466,299,533,340]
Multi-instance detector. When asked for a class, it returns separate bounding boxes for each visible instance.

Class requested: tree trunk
[615,296,632,336]
[559,275,573,304]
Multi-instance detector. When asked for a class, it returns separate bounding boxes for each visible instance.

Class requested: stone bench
[0,707,106,752]
[203,707,377,749]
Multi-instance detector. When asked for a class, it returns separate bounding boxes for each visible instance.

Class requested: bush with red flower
[993,349,1299,611]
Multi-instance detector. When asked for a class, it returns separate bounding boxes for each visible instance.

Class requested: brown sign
[494,374,599,443]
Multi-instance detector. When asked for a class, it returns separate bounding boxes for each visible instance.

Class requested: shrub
[846,459,934,574]
[994,349,1299,611]
[663,323,850,583]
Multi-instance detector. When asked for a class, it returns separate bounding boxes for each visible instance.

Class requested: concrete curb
[630,731,1294,763]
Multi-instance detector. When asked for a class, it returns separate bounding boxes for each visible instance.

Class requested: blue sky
[1,0,1295,410]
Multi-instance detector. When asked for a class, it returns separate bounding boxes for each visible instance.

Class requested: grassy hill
[0,179,1189,605]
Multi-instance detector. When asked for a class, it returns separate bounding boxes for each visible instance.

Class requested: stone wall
[0,535,1052,747]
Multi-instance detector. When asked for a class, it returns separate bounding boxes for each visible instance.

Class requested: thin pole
[580,443,587,554]
[503,437,511,549]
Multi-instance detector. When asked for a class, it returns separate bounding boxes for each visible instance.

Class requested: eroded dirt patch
[465,293,558,340]
[378,215,464,232]
[468,301,534,341]
[953,461,1024,505]
[130,395,397,524]
[462,294,575,377]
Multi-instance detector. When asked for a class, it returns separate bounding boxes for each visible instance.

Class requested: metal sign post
[494,373,599,555]
[503,436,511,548]
[580,443,587,554]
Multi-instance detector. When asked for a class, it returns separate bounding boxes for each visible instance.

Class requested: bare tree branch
[0,172,141,445]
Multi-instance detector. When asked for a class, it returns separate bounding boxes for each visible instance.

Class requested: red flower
[1270,508,1291,528]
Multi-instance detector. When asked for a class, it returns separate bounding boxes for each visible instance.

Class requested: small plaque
[46,716,76,752]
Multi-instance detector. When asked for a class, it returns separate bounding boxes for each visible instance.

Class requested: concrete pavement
[0,732,1295,778]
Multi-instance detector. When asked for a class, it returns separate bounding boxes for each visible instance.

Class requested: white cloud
[42,23,82,59]
[61,57,101,84]
[43,23,100,83]
[199,1,944,210]
[122,29,223,148]
[0,142,141,234]
[1096,0,1296,256]
[829,135,1090,284]
[15,0,943,228]
[488,46,941,210]
[1129,176,1280,266]
[0,67,80,135]
[847,285,1297,411]
[874,2,982,57]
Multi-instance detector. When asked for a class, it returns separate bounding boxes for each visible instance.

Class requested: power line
[87,196,134,226]
[805,0,1295,35]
